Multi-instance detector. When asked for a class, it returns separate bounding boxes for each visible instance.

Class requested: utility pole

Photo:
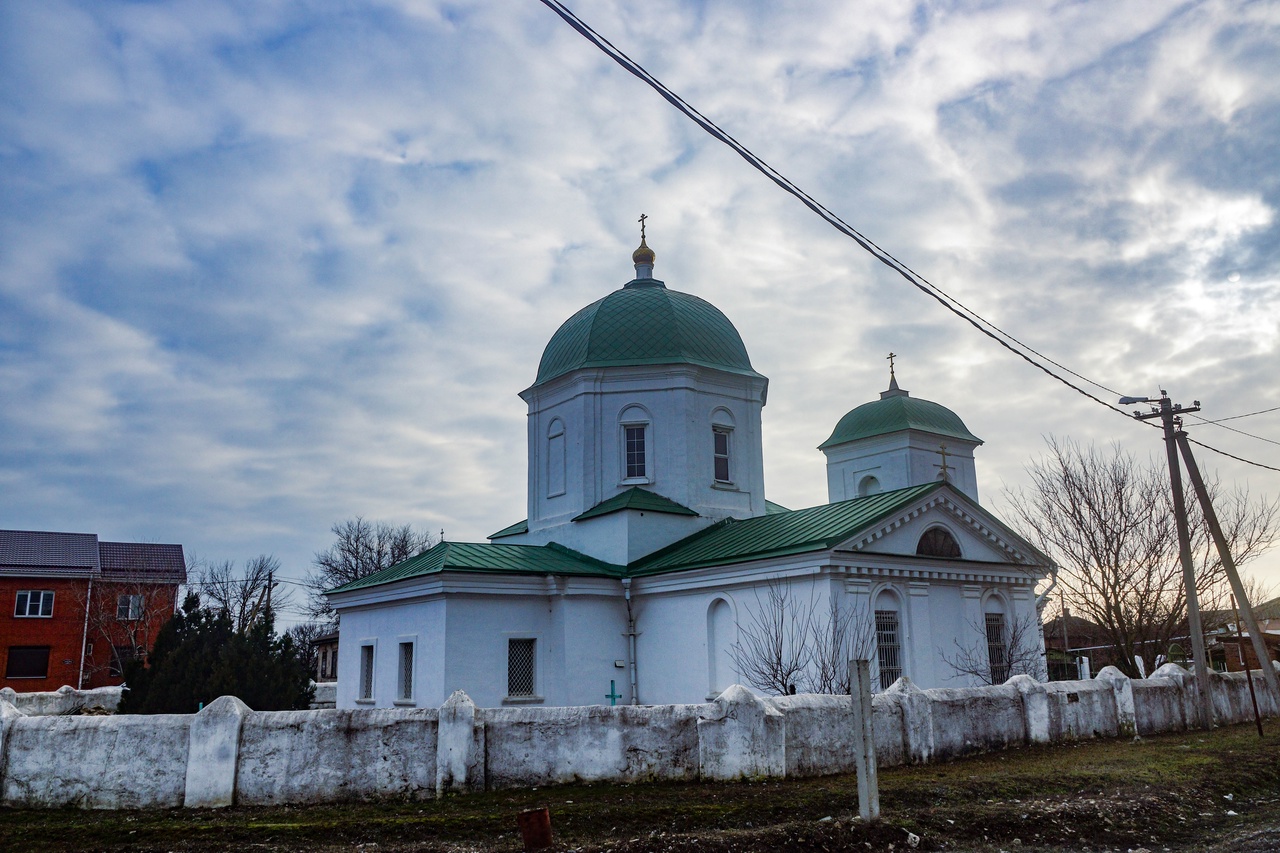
[1130,392,1215,729]
[1175,431,1280,713]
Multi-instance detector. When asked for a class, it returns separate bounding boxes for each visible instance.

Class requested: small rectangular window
[359,644,375,701]
[116,594,144,620]
[508,638,536,697]
[986,613,1009,684]
[14,590,54,618]
[5,646,51,679]
[713,428,731,483]
[624,425,647,479]
[875,610,903,690]
[397,641,414,701]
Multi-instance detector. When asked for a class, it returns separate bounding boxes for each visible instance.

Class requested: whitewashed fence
[0,663,1275,809]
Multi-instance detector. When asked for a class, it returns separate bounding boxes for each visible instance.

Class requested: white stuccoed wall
[0,685,124,716]
[1,663,1277,809]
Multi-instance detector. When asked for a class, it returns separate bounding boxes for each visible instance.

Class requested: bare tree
[806,595,878,694]
[196,554,292,633]
[286,620,334,680]
[729,577,878,696]
[729,578,813,695]
[939,612,1044,685]
[305,518,438,619]
[1005,437,1278,678]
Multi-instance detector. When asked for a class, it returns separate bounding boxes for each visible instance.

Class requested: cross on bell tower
[935,444,954,483]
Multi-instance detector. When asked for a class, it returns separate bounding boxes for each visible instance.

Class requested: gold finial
[632,213,655,270]
[935,444,953,482]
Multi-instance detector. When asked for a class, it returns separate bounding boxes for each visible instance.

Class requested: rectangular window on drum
[624,425,646,479]
[713,428,731,483]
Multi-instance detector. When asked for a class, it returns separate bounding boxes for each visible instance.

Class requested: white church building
[327,233,1053,709]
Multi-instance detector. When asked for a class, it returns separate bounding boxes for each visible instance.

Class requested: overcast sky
[3,0,1278,625]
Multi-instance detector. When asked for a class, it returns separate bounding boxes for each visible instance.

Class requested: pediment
[834,489,1048,567]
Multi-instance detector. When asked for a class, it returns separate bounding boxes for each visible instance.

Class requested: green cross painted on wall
[605,680,622,706]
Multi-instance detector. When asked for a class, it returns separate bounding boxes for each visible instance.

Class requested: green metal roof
[329,483,959,595]
[820,388,982,449]
[533,279,762,386]
[326,541,624,594]
[764,499,790,515]
[629,482,945,576]
[573,487,699,522]
[488,519,528,539]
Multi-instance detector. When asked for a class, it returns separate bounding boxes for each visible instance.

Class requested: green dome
[820,384,982,449]
[533,279,762,386]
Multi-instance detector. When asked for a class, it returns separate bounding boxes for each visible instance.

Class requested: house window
[986,613,1009,684]
[397,641,414,702]
[874,610,903,690]
[117,594,144,620]
[916,527,961,558]
[14,590,54,618]
[109,645,137,678]
[359,644,375,701]
[713,427,732,483]
[508,638,537,698]
[624,425,647,480]
[5,646,51,679]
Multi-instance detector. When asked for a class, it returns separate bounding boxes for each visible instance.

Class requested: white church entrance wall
[1,664,1276,809]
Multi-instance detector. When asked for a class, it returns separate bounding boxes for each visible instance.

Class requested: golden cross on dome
[935,444,953,482]
[638,213,648,241]
[886,351,897,380]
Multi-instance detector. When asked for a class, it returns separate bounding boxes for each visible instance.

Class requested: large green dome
[820,381,982,449]
[533,278,762,386]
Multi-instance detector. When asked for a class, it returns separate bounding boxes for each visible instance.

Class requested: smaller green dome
[533,279,762,386]
[820,382,982,449]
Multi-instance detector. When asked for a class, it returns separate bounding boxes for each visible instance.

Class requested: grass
[4,718,1280,851]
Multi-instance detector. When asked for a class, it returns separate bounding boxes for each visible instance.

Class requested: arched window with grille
[916,526,961,558]
[873,588,903,690]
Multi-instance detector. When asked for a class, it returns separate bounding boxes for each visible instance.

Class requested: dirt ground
[4,718,1280,852]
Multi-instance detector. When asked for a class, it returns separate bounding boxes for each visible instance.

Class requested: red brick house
[1,530,186,692]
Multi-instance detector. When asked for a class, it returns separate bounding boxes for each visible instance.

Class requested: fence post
[1096,666,1138,737]
[436,690,485,795]
[1009,674,1050,745]
[848,659,880,821]
[183,695,250,808]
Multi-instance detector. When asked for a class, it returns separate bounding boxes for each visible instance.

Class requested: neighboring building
[0,530,186,692]
[326,235,1054,709]
[314,630,339,683]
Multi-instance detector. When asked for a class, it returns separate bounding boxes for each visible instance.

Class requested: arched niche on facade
[916,525,961,559]
[857,474,882,497]
[707,596,736,697]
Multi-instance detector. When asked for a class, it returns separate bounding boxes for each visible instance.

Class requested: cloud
[2,0,1279,614]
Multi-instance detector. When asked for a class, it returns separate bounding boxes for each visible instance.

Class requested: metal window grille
[360,645,375,700]
[625,425,646,479]
[15,590,54,618]
[875,610,903,690]
[508,638,536,697]
[398,642,414,700]
[986,613,1009,684]
[713,428,731,482]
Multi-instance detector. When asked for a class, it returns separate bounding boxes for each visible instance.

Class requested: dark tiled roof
[99,542,187,583]
[0,529,100,575]
[573,487,698,522]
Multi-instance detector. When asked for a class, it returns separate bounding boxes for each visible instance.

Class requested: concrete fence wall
[1,663,1276,810]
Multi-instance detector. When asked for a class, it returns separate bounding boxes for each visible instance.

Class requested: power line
[538,0,1280,475]
[1186,413,1280,448]
[1193,406,1280,425]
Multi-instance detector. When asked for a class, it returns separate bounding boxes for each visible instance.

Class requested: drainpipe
[622,578,639,705]
[78,576,93,689]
